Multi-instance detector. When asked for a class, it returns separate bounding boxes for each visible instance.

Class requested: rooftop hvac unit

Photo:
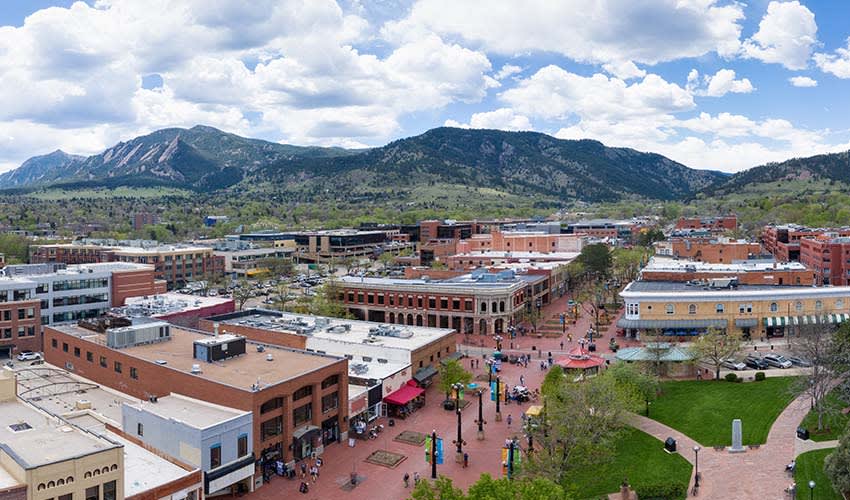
[193,334,246,363]
[266,353,273,362]
[106,322,171,349]
[190,364,202,374]
[155,359,167,365]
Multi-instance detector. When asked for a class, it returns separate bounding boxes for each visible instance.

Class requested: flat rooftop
[644,257,807,273]
[453,251,579,260]
[623,280,850,298]
[213,309,455,352]
[0,262,154,285]
[51,324,343,391]
[0,399,119,468]
[340,271,542,289]
[124,394,249,429]
[116,293,233,318]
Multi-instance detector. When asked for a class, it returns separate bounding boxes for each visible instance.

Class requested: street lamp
[808,480,815,500]
[475,389,487,440]
[495,376,502,422]
[452,383,466,463]
[693,446,700,489]
[645,399,651,417]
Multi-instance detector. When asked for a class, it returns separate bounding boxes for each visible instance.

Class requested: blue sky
[1,0,849,174]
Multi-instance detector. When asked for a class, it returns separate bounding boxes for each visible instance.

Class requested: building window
[103,480,117,500]
[377,294,384,305]
[322,392,339,413]
[738,303,752,314]
[130,367,138,379]
[715,303,725,314]
[816,300,823,310]
[293,385,313,401]
[51,338,58,348]
[665,304,674,315]
[63,343,69,352]
[795,301,803,313]
[260,397,284,413]
[688,304,696,315]
[114,361,122,374]
[440,298,448,309]
[321,375,339,389]
[626,303,639,315]
[74,347,81,358]
[238,434,249,457]
[59,495,73,500]
[417,297,423,308]
[210,444,222,468]
[837,299,845,309]
[770,302,778,313]
[85,485,99,500]
[99,356,107,368]
[293,403,312,426]
[137,423,143,436]
[261,416,283,439]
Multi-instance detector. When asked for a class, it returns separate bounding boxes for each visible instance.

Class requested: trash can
[796,427,809,440]
[664,437,677,453]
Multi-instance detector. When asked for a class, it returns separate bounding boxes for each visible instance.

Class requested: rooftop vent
[190,364,202,374]
[8,423,32,432]
[368,324,414,339]
[154,359,167,365]
[266,353,273,362]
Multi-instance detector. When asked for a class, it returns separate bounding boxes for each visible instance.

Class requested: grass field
[795,448,842,500]
[570,427,692,499]
[648,377,798,446]
[801,389,850,442]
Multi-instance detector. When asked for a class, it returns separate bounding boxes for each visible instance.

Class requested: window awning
[293,425,320,440]
[735,318,759,327]
[383,384,425,406]
[440,351,463,365]
[413,365,438,383]
[616,318,728,329]
[765,314,850,327]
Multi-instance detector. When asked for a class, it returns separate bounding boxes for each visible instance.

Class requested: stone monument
[729,418,745,453]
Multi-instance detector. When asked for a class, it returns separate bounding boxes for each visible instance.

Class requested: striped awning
[764,314,850,327]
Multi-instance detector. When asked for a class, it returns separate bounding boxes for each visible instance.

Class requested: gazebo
[554,346,606,379]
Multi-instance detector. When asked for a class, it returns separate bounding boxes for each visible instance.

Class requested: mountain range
[1,125,847,203]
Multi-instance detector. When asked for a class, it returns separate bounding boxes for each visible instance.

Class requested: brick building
[639,257,812,286]
[132,212,160,231]
[113,292,236,329]
[44,321,349,468]
[30,241,224,290]
[339,269,552,336]
[455,231,585,254]
[0,263,165,359]
[800,236,850,286]
[674,215,737,232]
[664,237,764,263]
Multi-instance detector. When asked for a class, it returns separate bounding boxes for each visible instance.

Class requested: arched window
[37,484,46,491]
[84,472,92,479]
[688,304,696,315]
[48,481,55,488]
[480,302,487,313]
[795,301,803,312]
[499,301,505,313]
[101,467,109,474]
[770,302,778,312]
[57,479,65,486]
[665,304,674,315]
[416,315,423,326]
[110,464,118,471]
[816,300,823,310]
[66,476,74,484]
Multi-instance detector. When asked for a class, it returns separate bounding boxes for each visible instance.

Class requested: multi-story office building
[761,225,850,262]
[455,231,584,254]
[30,241,224,290]
[122,394,254,496]
[799,236,850,286]
[0,263,164,358]
[44,320,349,468]
[618,279,850,340]
[234,230,413,263]
[674,215,737,233]
[661,237,766,263]
[563,219,637,240]
[132,212,160,231]
[339,269,551,336]
[213,246,294,277]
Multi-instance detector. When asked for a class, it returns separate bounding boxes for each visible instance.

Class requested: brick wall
[111,269,164,306]
[0,299,41,355]
[0,485,27,500]
[196,319,307,350]
[159,301,235,329]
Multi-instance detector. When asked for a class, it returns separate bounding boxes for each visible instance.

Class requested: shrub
[754,372,766,381]
[725,373,738,382]
[634,480,688,499]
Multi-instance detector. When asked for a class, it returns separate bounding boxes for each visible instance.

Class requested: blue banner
[490,381,497,401]
[435,437,444,464]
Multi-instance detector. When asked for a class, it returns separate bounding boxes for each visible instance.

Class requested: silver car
[763,354,793,369]
[721,358,746,371]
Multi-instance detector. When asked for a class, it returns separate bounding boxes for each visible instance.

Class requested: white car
[763,354,793,369]
[17,351,41,361]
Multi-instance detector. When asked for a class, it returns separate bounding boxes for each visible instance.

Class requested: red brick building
[640,257,812,286]
[763,225,850,262]
[800,236,850,286]
[0,299,40,356]
[666,237,764,263]
[675,215,737,232]
[44,322,349,467]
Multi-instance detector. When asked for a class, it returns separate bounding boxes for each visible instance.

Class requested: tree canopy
[437,359,473,401]
[577,243,613,278]
[410,474,569,500]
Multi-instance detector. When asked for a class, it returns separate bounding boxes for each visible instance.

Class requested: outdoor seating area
[384,380,426,419]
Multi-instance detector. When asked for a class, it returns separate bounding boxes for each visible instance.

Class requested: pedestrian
[560,341,564,350]
[540,360,545,371]
[403,472,410,488]
[310,465,318,483]
[300,461,307,479]
[519,375,525,386]
[316,457,323,468]
[507,414,513,427]
[299,481,309,494]
[414,471,421,486]
[463,452,469,468]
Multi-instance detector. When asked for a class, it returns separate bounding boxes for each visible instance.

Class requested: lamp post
[430,429,438,479]
[645,398,651,417]
[452,383,466,462]
[475,389,487,440]
[495,376,502,421]
[507,438,516,480]
[693,446,700,489]
[808,480,815,500]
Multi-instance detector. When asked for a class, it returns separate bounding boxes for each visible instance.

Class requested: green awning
[413,365,438,383]
[440,351,464,365]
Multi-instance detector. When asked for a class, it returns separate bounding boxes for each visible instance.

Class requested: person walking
[414,471,421,486]
[310,465,318,483]
[300,461,307,479]
[507,414,513,427]
[403,472,410,488]
[560,341,564,350]
[463,452,469,468]
[519,375,525,386]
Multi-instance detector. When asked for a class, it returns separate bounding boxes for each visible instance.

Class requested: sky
[1,0,850,175]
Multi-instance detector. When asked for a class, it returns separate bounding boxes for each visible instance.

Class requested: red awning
[383,384,425,406]
[555,346,605,369]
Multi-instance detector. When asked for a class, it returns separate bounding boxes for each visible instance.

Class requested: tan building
[0,369,124,500]
[618,279,850,340]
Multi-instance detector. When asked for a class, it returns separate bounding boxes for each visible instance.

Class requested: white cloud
[602,61,646,80]
[702,69,755,97]
[743,0,818,70]
[444,108,531,131]
[384,0,744,65]
[494,64,522,81]
[814,38,850,78]
[789,75,818,87]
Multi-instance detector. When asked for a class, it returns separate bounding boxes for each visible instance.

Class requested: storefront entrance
[321,417,339,445]
[292,426,320,461]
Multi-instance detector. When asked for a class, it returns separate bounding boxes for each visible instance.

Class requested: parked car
[763,354,793,369]
[744,355,769,370]
[788,356,812,367]
[17,351,41,361]
[721,358,746,371]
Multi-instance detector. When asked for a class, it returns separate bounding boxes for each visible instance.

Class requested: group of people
[298,456,323,494]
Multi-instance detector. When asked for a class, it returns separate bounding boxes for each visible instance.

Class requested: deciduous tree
[689,328,743,380]
[437,359,473,403]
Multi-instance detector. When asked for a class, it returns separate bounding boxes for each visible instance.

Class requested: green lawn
[795,448,842,500]
[648,377,798,446]
[570,427,692,499]
[800,389,850,442]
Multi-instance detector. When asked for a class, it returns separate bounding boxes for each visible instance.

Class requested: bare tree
[690,328,743,380]
[231,279,253,311]
[791,322,843,433]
